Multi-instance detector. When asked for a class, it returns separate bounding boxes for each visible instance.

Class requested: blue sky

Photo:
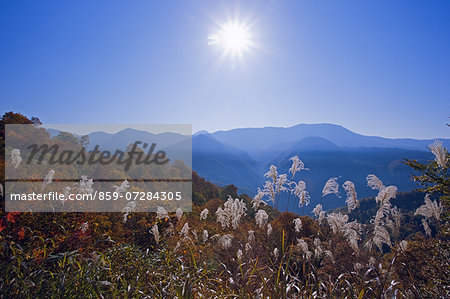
[1,0,449,139]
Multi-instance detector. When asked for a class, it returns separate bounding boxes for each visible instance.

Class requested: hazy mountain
[46,128,63,138]
[189,131,435,214]
[46,127,190,152]
[43,124,444,214]
[192,134,261,195]
[161,137,192,167]
[87,128,189,152]
[193,130,209,136]
[192,125,442,213]
[83,129,263,194]
[209,123,449,161]
[283,136,341,152]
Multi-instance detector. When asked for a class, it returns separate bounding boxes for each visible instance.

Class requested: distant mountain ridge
[208,123,449,159]
[191,123,444,213]
[46,123,447,214]
[192,134,261,195]
[87,128,189,152]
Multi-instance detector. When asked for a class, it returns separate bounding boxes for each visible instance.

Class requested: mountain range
[207,123,448,161]
[48,123,448,214]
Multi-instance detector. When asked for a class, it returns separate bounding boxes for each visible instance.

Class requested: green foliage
[405,153,449,235]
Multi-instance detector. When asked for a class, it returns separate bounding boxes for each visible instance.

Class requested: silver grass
[112,179,129,196]
[391,206,401,237]
[218,234,233,249]
[215,197,247,229]
[343,223,361,251]
[42,170,55,190]
[262,181,276,204]
[327,213,361,251]
[373,225,391,251]
[306,251,312,261]
[77,175,94,194]
[227,197,247,229]
[10,148,22,168]
[297,238,313,261]
[275,174,289,194]
[415,194,443,220]
[176,208,183,220]
[62,186,71,204]
[267,223,273,237]
[314,238,321,248]
[225,196,248,229]
[264,165,279,183]
[248,230,255,243]
[297,239,313,261]
[369,256,376,267]
[342,180,359,212]
[324,250,335,264]
[255,209,269,228]
[174,241,181,252]
[346,220,362,234]
[252,188,266,211]
[312,204,323,217]
[296,238,309,254]
[312,204,326,224]
[375,201,392,226]
[318,211,326,223]
[79,222,89,234]
[209,234,221,242]
[180,222,190,238]
[322,177,340,197]
[273,247,279,260]
[191,229,198,241]
[373,197,401,247]
[293,218,302,233]
[399,240,408,252]
[289,156,308,178]
[151,224,160,245]
[293,181,310,208]
[156,206,169,220]
[327,213,349,234]
[375,186,397,205]
[384,218,396,236]
[421,218,432,237]
[203,229,208,243]
[345,221,362,250]
[429,140,448,169]
[262,165,290,209]
[314,238,323,259]
[200,208,209,220]
[237,249,243,260]
[216,207,229,229]
[364,240,373,251]
[122,201,136,223]
[366,174,384,191]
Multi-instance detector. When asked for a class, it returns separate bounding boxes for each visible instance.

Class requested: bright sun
[208,21,252,58]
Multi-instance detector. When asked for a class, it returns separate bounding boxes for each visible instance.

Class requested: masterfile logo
[4,124,192,213]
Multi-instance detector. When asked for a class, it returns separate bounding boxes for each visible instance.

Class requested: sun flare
[208,21,252,58]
